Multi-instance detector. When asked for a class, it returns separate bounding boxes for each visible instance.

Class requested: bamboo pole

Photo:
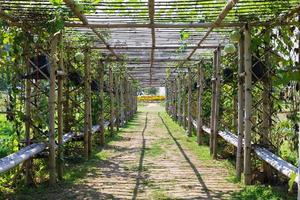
[49,34,59,186]
[109,65,115,135]
[187,66,192,137]
[177,75,182,124]
[24,47,32,185]
[182,75,187,129]
[297,12,300,200]
[84,48,92,159]
[57,32,64,180]
[115,73,120,131]
[120,75,125,125]
[212,46,221,159]
[210,51,217,155]
[98,59,105,146]
[243,24,252,185]
[236,30,245,180]
[197,62,204,145]
[262,30,272,181]
[165,79,169,114]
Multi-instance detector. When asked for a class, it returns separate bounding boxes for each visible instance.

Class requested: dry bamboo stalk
[210,50,217,155]
[177,75,182,123]
[120,75,125,125]
[24,46,32,185]
[182,75,187,129]
[57,32,64,180]
[197,63,204,145]
[212,46,221,159]
[297,12,300,200]
[49,34,59,186]
[187,67,192,137]
[236,30,245,180]
[243,24,252,185]
[261,30,272,181]
[109,65,115,135]
[98,59,105,146]
[115,74,120,131]
[84,48,92,159]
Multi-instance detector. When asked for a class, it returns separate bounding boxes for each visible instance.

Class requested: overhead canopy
[0,0,299,87]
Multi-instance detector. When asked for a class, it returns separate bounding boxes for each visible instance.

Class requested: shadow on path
[132,112,148,200]
[158,112,212,199]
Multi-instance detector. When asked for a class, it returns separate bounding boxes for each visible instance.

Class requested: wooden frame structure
[0,0,299,194]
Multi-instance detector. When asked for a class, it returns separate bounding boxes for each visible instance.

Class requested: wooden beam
[88,45,221,50]
[64,21,297,29]
[63,0,118,58]
[186,0,238,61]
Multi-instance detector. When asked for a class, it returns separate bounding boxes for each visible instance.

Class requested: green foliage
[230,185,295,200]
[145,87,158,95]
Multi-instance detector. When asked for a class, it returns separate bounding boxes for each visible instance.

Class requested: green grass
[159,111,297,200]
[145,142,164,157]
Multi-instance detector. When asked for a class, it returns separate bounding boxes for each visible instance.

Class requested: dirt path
[35,103,240,199]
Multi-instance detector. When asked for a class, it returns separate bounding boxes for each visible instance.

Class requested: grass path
[9,103,243,199]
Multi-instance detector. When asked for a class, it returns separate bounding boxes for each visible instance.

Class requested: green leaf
[49,0,63,6]
[288,172,296,192]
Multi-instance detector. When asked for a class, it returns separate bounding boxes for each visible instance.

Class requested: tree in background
[145,87,158,95]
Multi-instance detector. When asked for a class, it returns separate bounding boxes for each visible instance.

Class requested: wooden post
[98,59,105,146]
[187,66,192,137]
[212,46,221,159]
[243,24,252,185]
[120,75,125,125]
[197,63,204,145]
[115,73,120,131]
[57,33,64,180]
[24,49,33,185]
[165,79,169,114]
[182,74,187,129]
[49,34,59,186]
[236,30,245,180]
[84,48,92,159]
[177,75,182,124]
[297,12,300,200]
[109,65,114,135]
[210,50,217,155]
[262,30,272,181]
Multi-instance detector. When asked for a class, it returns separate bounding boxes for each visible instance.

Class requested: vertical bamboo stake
[187,66,192,137]
[212,46,221,159]
[197,62,204,145]
[98,59,105,146]
[236,30,245,180]
[297,12,300,200]
[182,74,187,129]
[25,49,32,185]
[210,50,217,155]
[120,75,125,125]
[49,34,59,186]
[244,24,252,185]
[262,30,272,181]
[165,79,169,114]
[109,65,115,135]
[177,75,182,123]
[115,74,120,131]
[63,64,70,133]
[57,33,64,180]
[84,48,92,159]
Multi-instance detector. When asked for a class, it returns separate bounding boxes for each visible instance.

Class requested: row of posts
[24,33,138,186]
[165,25,255,185]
